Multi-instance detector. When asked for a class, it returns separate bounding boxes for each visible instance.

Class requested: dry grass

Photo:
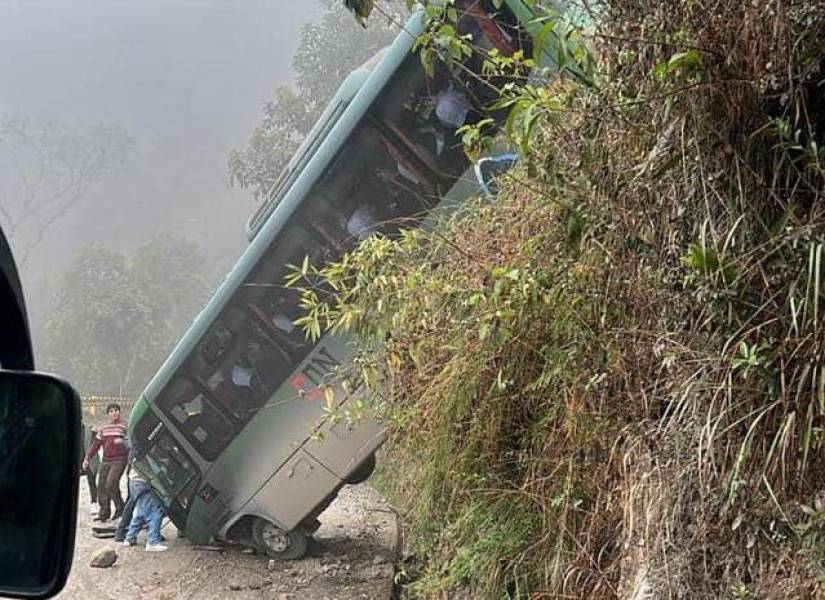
[306,0,825,597]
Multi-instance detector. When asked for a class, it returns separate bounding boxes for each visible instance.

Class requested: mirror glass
[0,371,78,599]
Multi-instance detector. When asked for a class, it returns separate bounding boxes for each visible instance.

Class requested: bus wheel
[344,453,376,485]
[251,519,308,560]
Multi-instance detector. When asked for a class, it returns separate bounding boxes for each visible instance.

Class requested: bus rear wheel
[251,519,308,560]
[344,453,376,485]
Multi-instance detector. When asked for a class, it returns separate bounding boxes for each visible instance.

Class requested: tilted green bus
[129,0,565,559]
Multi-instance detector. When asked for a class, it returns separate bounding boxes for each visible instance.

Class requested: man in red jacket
[83,403,128,522]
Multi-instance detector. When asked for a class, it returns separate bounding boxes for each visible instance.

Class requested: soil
[58,480,398,600]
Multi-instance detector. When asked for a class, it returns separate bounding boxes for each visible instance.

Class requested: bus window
[199,321,234,367]
[131,407,162,453]
[203,312,292,421]
[242,224,327,301]
[254,286,312,354]
[312,123,437,244]
[156,377,233,461]
[368,49,472,186]
[139,430,200,511]
[241,223,331,351]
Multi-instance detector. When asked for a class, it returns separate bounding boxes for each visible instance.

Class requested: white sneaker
[145,543,168,552]
[122,540,136,548]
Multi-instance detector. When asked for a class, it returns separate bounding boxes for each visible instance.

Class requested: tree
[41,235,212,397]
[228,0,402,202]
[130,233,213,343]
[0,116,132,265]
[43,245,157,396]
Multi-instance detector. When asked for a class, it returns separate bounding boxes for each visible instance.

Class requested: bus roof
[127,394,151,437]
[139,11,427,406]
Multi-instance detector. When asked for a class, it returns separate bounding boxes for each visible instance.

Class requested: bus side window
[244,224,327,295]
[254,286,312,355]
[244,223,328,345]
[156,377,233,461]
[200,321,234,367]
[204,313,291,421]
[367,49,474,182]
[312,123,436,245]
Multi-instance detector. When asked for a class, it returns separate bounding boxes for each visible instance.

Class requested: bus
[128,0,554,559]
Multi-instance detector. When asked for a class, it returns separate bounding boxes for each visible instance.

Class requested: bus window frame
[156,376,236,462]
[137,426,201,516]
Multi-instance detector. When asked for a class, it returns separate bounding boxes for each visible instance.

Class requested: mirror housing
[0,370,81,599]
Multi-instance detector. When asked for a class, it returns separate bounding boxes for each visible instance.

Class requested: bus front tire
[251,519,308,560]
[344,453,376,485]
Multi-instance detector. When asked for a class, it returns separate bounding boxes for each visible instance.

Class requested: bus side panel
[304,413,386,480]
[242,448,340,532]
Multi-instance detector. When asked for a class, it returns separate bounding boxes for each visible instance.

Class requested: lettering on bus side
[290,346,342,402]
[146,420,163,443]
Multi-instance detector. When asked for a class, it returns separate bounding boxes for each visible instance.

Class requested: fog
[0,0,322,286]
[0,1,331,370]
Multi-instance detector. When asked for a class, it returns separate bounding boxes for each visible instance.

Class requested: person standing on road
[114,451,168,543]
[114,453,142,542]
[122,474,168,552]
[83,403,128,522]
[80,424,100,515]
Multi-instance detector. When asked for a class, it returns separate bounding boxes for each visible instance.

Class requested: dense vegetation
[301,1,825,597]
[40,235,213,397]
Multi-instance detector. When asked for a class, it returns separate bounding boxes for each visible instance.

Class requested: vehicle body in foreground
[0,224,82,600]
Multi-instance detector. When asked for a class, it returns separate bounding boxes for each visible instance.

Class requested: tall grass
[300,0,825,597]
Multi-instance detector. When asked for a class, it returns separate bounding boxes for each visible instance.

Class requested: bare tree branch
[0,115,132,263]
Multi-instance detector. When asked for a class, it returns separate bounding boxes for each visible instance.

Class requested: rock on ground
[89,548,117,568]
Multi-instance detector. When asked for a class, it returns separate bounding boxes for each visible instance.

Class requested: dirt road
[58,482,398,599]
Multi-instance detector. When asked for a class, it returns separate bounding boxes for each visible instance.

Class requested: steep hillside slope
[313,1,825,597]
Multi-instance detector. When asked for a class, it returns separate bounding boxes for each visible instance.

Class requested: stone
[372,554,387,566]
[228,582,243,591]
[89,547,117,568]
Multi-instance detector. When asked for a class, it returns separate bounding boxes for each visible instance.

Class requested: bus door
[131,409,203,536]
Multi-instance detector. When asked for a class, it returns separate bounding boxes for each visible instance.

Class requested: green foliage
[650,49,703,81]
[323,1,825,597]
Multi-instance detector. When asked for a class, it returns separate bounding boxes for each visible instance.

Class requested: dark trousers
[97,459,127,520]
[84,467,98,503]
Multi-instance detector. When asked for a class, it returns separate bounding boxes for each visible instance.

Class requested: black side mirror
[0,370,80,599]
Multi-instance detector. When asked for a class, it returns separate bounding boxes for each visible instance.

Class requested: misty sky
[0,0,324,289]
